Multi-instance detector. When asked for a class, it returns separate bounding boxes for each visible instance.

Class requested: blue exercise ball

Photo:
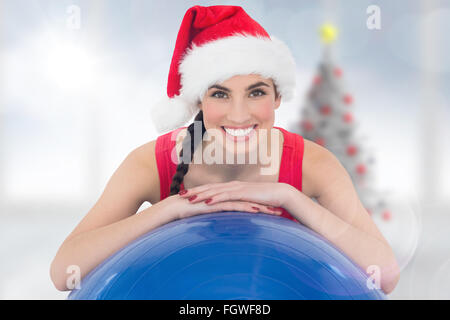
[68,212,386,300]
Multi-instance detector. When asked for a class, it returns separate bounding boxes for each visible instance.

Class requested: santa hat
[150,5,297,134]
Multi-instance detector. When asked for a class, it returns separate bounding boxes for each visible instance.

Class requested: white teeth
[223,125,255,137]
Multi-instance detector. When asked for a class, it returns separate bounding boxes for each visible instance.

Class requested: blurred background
[0,0,449,299]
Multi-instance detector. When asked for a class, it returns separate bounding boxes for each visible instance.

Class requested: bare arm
[283,140,400,294]
[50,200,179,291]
[50,141,167,291]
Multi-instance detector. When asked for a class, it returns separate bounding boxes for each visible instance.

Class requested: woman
[50,5,400,294]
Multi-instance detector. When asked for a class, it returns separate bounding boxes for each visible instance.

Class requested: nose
[226,99,252,124]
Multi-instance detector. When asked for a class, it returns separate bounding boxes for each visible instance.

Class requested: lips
[222,124,256,130]
[221,124,257,142]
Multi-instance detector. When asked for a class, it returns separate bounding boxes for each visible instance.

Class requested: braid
[169,110,206,195]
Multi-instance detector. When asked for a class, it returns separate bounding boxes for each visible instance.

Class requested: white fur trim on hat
[179,33,297,103]
[150,95,198,134]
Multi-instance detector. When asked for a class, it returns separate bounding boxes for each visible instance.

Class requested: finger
[220,201,282,216]
[200,200,257,214]
[186,185,240,204]
[184,200,283,219]
[199,190,243,205]
[216,200,257,213]
[253,204,283,216]
[177,183,211,198]
[202,191,273,207]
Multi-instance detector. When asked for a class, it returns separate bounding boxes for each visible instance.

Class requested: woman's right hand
[158,193,282,221]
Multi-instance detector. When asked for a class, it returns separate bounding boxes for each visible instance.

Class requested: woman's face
[199,74,281,155]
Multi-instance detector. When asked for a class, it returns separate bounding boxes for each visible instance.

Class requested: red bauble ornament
[343,112,353,123]
[334,67,343,77]
[356,163,366,175]
[320,105,332,115]
[347,145,357,156]
[301,120,314,131]
[343,94,353,105]
[313,75,322,85]
[315,137,325,146]
[382,210,392,221]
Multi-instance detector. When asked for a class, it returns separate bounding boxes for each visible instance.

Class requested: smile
[221,125,257,142]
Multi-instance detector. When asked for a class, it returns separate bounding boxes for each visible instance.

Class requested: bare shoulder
[301,138,337,199]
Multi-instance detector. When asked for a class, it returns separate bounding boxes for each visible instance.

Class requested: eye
[249,89,267,97]
[211,91,228,99]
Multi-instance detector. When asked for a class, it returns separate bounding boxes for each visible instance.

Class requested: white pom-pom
[150,96,199,134]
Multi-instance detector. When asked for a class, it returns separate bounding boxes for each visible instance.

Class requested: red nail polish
[205,198,212,204]
[268,206,283,212]
[188,195,197,202]
[179,190,188,195]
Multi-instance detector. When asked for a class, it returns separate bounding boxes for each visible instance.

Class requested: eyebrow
[208,81,270,92]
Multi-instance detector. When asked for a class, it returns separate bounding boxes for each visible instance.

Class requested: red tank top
[155,126,304,223]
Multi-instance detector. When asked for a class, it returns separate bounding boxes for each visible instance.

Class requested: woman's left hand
[178,180,295,212]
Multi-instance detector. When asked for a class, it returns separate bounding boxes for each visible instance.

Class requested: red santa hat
[151,5,297,133]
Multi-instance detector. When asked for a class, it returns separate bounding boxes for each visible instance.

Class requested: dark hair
[168,80,279,196]
[169,109,206,195]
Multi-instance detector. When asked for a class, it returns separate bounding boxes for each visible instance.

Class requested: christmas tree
[290,24,392,222]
